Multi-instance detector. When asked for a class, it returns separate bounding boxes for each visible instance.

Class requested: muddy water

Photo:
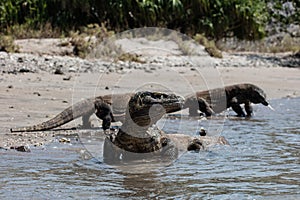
[0,98,299,199]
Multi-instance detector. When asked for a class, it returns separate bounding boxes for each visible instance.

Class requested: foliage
[0,0,47,27]
[117,53,145,63]
[268,0,300,26]
[268,35,300,53]
[0,35,19,52]
[4,22,61,39]
[70,23,115,58]
[194,34,223,58]
[0,0,273,40]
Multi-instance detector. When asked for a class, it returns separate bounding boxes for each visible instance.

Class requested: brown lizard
[10,93,134,132]
[184,83,272,117]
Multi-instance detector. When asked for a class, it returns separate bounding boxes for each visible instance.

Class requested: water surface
[0,98,299,199]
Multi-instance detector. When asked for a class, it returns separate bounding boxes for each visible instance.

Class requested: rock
[199,127,207,136]
[10,145,31,152]
[187,138,204,151]
[19,68,31,73]
[68,67,76,73]
[63,76,72,81]
[59,137,71,143]
[287,24,300,37]
[54,68,64,75]
[33,91,41,96]
[17,57,24,63]
[144,69,153,73]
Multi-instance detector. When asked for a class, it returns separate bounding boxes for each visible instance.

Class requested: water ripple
[0,98,299,199]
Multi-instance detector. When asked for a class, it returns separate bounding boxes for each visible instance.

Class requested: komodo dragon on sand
[10,83,272,133]
[9,90,229,161]
[184,83,273,117]
[10,93,134,132]
[103,91,229,164]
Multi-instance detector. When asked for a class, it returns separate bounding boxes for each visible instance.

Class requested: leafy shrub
[0,35,19,52]
[0,0,271,40]
[70,23,115,58]
[4,23,61,39]
[194,34,223,58]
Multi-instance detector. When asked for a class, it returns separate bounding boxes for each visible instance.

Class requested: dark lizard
[10,93,134,132]
[103,91,229,164]
[184,83,271,117]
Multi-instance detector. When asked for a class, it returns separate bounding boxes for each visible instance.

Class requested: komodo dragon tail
[10,98,95,132]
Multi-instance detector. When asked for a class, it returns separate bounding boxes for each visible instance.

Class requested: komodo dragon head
[103,91,183,162]
[245,84,269,106]
[126,91,184,127]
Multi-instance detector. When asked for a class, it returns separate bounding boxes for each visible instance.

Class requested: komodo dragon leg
[10,97,113,132]
[230,97,246,117]
[244,101,253,117]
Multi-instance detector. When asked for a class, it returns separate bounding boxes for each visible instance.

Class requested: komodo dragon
[103,91,229,164]
[184,83,272,117]
[10,93,134,132]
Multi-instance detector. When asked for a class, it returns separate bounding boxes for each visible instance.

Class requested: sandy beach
[0,37,299,149]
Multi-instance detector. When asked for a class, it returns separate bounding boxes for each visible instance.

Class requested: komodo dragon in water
[184,83,272,117]
[10,93,134,132]
[103,91,229,164]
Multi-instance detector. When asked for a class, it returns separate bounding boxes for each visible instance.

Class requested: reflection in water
[0,98,299,199]
[117,170,165,199]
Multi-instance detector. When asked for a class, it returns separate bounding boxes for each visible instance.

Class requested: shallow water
[1,98,299,199]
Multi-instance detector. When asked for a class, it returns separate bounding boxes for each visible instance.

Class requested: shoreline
[1,38,299,149]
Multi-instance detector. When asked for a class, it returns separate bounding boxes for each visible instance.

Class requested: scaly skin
[10,91,229,162]
[10,93,134,132]
[184,83,270,117]
[103,91,229,164]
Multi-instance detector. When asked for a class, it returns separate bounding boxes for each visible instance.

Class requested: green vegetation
[194,34,223,58]
[0,34,19,52]
[117,53,145,63]
[69,23,114,58]
[268,35,300,53]
[0,0,299,55]
[0,0,270,40]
